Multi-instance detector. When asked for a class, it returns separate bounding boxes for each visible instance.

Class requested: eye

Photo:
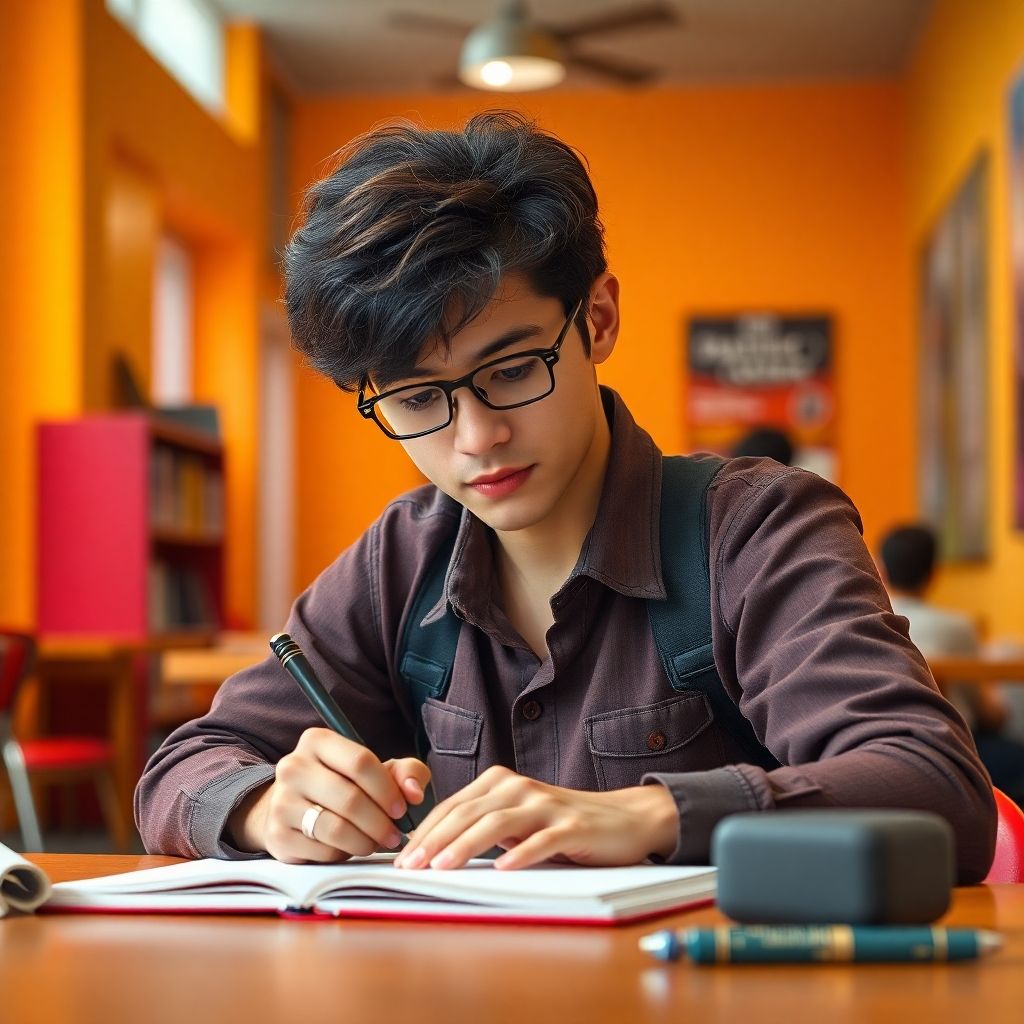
[492,360,536,384]
[398,389,442,413]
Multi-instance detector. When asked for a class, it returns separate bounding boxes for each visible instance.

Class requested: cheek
[401,439,451,487]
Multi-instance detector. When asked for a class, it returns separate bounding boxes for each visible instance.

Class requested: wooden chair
[0,630,129,852]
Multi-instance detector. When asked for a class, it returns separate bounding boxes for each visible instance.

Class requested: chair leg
[95,768,132,853]
[1,740,44,852]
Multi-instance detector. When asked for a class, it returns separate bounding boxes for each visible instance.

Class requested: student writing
[136,112,996,880]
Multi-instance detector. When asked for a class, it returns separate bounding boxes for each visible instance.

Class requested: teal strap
[648,455,780,771]
[399,532,461,761]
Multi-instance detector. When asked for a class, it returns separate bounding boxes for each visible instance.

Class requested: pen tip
[978,932,1004,953]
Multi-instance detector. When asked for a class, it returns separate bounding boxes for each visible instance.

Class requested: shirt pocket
[420,698,483,800]
[585,692,715,791]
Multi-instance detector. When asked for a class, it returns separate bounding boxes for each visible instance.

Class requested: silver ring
[300,803,325,841]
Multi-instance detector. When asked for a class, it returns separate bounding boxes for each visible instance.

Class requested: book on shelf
[1,843,716,926]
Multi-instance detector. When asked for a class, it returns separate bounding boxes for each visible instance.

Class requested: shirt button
[521,700,543,721]
[646,730,667,752]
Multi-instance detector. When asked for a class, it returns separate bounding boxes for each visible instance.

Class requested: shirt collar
[421,385,667,628]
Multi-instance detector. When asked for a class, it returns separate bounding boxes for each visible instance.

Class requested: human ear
[587,273,620,365]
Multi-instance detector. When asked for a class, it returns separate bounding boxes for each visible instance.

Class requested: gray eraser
[712,810,954,924]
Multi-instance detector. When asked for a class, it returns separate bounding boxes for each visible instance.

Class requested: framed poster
[686,314,836,479]
[918,154,989,561]
[1010,72,1024,530]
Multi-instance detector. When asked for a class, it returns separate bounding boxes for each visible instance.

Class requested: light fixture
[458,2,566,92]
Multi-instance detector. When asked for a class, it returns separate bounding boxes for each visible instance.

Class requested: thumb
[387,757,431,804]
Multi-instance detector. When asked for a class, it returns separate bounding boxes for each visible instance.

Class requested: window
[152,235,194,406]
[107,0,225,116]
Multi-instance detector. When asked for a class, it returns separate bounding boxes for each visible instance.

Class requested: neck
[494,394,612,597]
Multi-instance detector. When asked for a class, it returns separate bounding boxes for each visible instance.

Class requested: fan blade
[388,11,474,36]
[553,3,680,43]
[566,51,659,85]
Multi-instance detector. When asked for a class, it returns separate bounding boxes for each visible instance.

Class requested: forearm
[646,740,996,883]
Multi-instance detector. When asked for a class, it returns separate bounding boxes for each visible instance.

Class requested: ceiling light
[458,5,566,92]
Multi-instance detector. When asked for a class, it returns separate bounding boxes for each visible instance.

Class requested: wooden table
[1,855,1022,1024]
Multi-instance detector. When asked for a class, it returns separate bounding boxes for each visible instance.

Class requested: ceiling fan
[390,1,681,91]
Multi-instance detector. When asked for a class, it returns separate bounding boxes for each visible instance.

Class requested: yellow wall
[290,85,913,589]
[906,0,1024,637]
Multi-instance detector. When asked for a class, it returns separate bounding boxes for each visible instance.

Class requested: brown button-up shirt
[136,388,996,881]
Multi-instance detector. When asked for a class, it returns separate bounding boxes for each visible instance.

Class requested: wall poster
[686,314,836,480]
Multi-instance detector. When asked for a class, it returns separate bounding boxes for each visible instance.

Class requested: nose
[450,386,511,455]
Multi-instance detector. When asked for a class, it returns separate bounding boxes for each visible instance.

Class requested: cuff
[190,763,277,860]
[641,766,761,864]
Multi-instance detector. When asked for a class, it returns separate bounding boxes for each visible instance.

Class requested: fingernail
[386,831,402,849]
[405,779,423,800]
[389,800,406,818]
[403,847,427,869]
[431,850,454,869]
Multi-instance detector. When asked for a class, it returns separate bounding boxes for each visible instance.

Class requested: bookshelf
[37,412,225,639]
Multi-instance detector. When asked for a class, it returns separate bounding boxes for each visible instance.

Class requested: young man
[137,112,996,880]
[879,523,1024,805]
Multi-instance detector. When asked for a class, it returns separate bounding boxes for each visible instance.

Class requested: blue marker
[639,925,1002,964]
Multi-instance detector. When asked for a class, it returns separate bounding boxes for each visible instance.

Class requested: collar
[421,386,667,630]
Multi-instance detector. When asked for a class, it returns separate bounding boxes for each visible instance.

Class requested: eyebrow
[399,323,547,382]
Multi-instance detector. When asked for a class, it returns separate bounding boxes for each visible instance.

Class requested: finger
[399,794,521,869]
[305,729,408,821]
[385,758,432,805]
[493,826,574,870]
[295,803,392,858]
[426,808,538,870]
[301,769,405,852]
[396,773,496,862]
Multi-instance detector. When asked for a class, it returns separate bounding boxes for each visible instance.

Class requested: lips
[468,467,529,485]
[467,466,534,498]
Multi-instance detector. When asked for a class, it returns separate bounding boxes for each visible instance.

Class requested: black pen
[269,632,416,835]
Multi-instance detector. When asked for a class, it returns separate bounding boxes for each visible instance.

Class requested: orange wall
[905,0,1024,637]
[82,3,268,626]
[0,0,270,630]
[0,1,84,628]
[290,84,913,589]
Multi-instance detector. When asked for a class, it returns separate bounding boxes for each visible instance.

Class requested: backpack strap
[649,455,781,771]
[399,531,461,761]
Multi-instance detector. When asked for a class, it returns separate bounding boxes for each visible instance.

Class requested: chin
[467,494,549,533]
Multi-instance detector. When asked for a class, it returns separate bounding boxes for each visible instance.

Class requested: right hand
[229,728,431,863]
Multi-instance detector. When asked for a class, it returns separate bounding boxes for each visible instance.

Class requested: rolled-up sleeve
[646,464,996,882]
[135,520,413,859]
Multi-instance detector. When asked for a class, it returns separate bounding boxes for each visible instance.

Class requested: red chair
[0,630,129,852]
[985,787,1024,883]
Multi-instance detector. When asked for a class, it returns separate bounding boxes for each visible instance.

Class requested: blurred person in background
[879,523,1024,805]
[730,426,794,466]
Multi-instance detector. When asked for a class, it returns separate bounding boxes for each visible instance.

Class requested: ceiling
[210,0,934,95]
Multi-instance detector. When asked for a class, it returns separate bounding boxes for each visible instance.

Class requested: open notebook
[1,843,715,926]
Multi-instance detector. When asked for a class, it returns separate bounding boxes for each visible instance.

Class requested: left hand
[393,766,679,871]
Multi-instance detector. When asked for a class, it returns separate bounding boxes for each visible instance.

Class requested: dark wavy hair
[284,110,607,391]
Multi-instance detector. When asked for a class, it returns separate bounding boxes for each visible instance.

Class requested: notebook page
[0,841,52,916]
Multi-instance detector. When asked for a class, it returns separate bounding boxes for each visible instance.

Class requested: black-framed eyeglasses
[357,298,584,441]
